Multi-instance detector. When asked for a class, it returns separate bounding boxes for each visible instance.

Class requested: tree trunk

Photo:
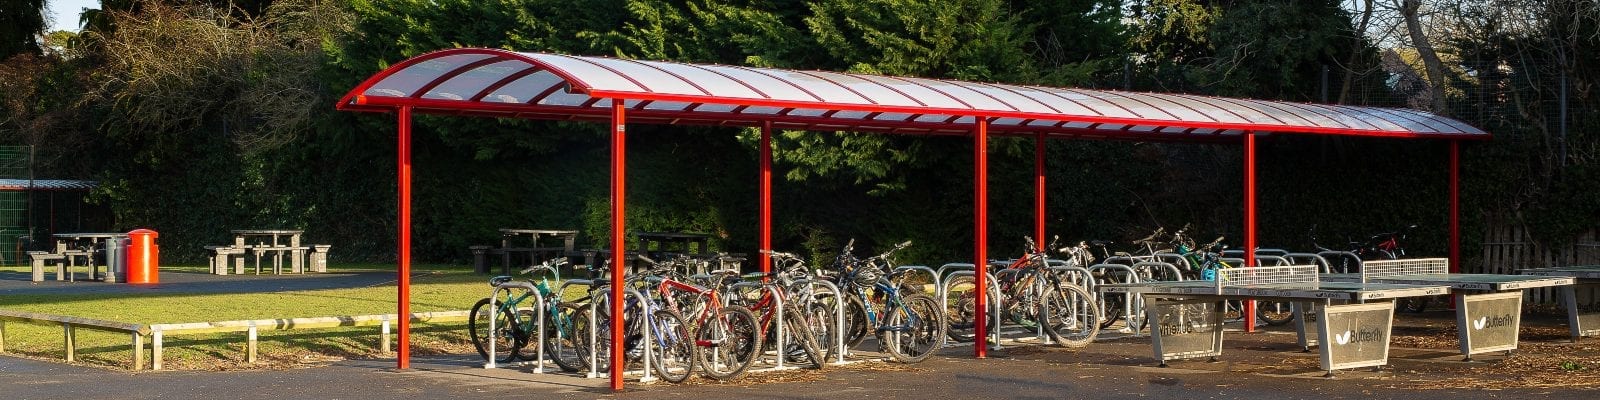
[1337,0,1374,105]
[1400,0,1449,115]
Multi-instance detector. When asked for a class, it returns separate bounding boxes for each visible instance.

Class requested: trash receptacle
[126,229,159,284]
[104,237,129,283]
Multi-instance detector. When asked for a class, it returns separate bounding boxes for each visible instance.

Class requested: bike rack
[1102,256,1140,266]
[1088,264,1141,333]
[791,278,848,365]
[729,282,795,371]
[484,281,546,372]
[1255,255,1290,266]
[1132,261,1182,282]
[938,267,1004,349]
[1153,253,1191,272]
[1316,251,1363,273]
[893,265,940,295]
[1284,253,1333,274]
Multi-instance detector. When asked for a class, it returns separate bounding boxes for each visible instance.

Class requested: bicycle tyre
[1097,292,1126,330]
[941,275,997,343]
[805,300,841,361]
[544,302,585,373]
[883,293,945,363]
[782,303,826,369]
[1256,300,1296,326]
[515,308,541,361]
[571,304,609,372]
[695,306,762,381]
[842,294,869,348]
[469,297,521,364]
[650,308,695,383]
[1041,284,1101,348]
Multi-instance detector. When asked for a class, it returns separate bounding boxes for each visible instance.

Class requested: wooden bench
[204,246,247,275]
[27,251,65,282]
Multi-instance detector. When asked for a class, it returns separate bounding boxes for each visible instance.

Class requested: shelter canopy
[339,48,1486,141]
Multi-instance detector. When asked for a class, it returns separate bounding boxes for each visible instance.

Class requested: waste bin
[104,237,129,283]
[126,229,159,284]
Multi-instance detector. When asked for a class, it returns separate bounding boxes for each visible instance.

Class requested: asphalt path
[4,328,1595,399]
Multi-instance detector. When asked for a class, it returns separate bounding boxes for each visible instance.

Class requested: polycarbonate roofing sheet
[340,48,1489,140]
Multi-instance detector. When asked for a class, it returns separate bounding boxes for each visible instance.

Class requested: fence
[1478,224,1600,306]
[0,309,469,370]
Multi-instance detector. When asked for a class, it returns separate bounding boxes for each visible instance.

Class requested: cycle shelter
[336,48,1488,390]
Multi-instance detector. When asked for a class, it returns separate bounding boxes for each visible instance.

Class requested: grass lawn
[0,262,588,371]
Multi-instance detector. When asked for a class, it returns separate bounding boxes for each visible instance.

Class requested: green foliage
[0,0,47,59]
[3,0,1596,269]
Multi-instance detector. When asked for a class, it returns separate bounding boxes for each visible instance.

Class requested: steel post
[397,106,413,368]
[974,118,989,358]
[609,99,627,392]
[1244,132,1257,332]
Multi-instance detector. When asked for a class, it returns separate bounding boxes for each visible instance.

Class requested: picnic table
[489,229,577,275]
[232,229,305,274]
[635,231,711,255]
[50,232,130,282]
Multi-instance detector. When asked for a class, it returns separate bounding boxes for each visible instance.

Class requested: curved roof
[0,179,97,191]
[338,48,1487,141]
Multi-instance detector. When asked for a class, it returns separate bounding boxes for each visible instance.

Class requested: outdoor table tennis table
[1318,258,1573,360]
[1099,265,1449,376]
[1519,265,1600,340]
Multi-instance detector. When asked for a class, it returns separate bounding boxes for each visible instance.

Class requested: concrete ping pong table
[1520,265,1600,340]
[1098,265,1449,376]
[1319,258,1573,360]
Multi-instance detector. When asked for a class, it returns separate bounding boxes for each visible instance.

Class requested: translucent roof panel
[339,48,1489,140]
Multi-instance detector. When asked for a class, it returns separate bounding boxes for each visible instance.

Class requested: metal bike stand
[940,268,1003,349]
[729,282,795,371]
[484,281,546,372]
[1316,251,1363,273]
[1284,253,1333,274]
[1090,264,1142,334]
[894,265,940,295]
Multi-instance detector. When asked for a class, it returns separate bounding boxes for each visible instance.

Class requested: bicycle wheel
[544,302,586,373]
[782,303,826,369]
[882,293,944,363]
[842,294,870,348]
[694,306,762,381]
[515,308,541,361]
[571,303,610,372]
[1399,296,1432,313]
[650,308,695,383]
[1256,300,1296,326]
[1041,284,1101,348]
[1097,291,1125,330]
[469,297,521,363]
[804,299,840,361]
[942,275,997,342]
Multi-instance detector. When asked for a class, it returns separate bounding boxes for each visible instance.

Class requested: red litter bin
[126,229,160,284]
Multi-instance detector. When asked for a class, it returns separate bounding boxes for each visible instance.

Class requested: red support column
[1243,132,1257,332]
[974,117,989,358]
[1449,140,1460,273]
[396,106,413,369]
[609,99,627,392]
[1035,132,1046,244]
[760,121,773,278]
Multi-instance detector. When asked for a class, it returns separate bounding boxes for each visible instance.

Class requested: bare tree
[1398,0,1450,114]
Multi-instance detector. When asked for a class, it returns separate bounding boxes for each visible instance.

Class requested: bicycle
[831,239,946,363]
[469,257,577,367]
[645,256,763,381]
[947,236,1101,347]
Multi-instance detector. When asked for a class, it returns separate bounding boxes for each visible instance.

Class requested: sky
[46,0,100,32]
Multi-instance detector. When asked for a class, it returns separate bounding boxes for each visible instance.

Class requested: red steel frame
[397,106,413,368]
[1243,132,1257,332]
[973,118,989,358]
[761,121,773,278]
[609,100,627,391]
[344,49,1488,391]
